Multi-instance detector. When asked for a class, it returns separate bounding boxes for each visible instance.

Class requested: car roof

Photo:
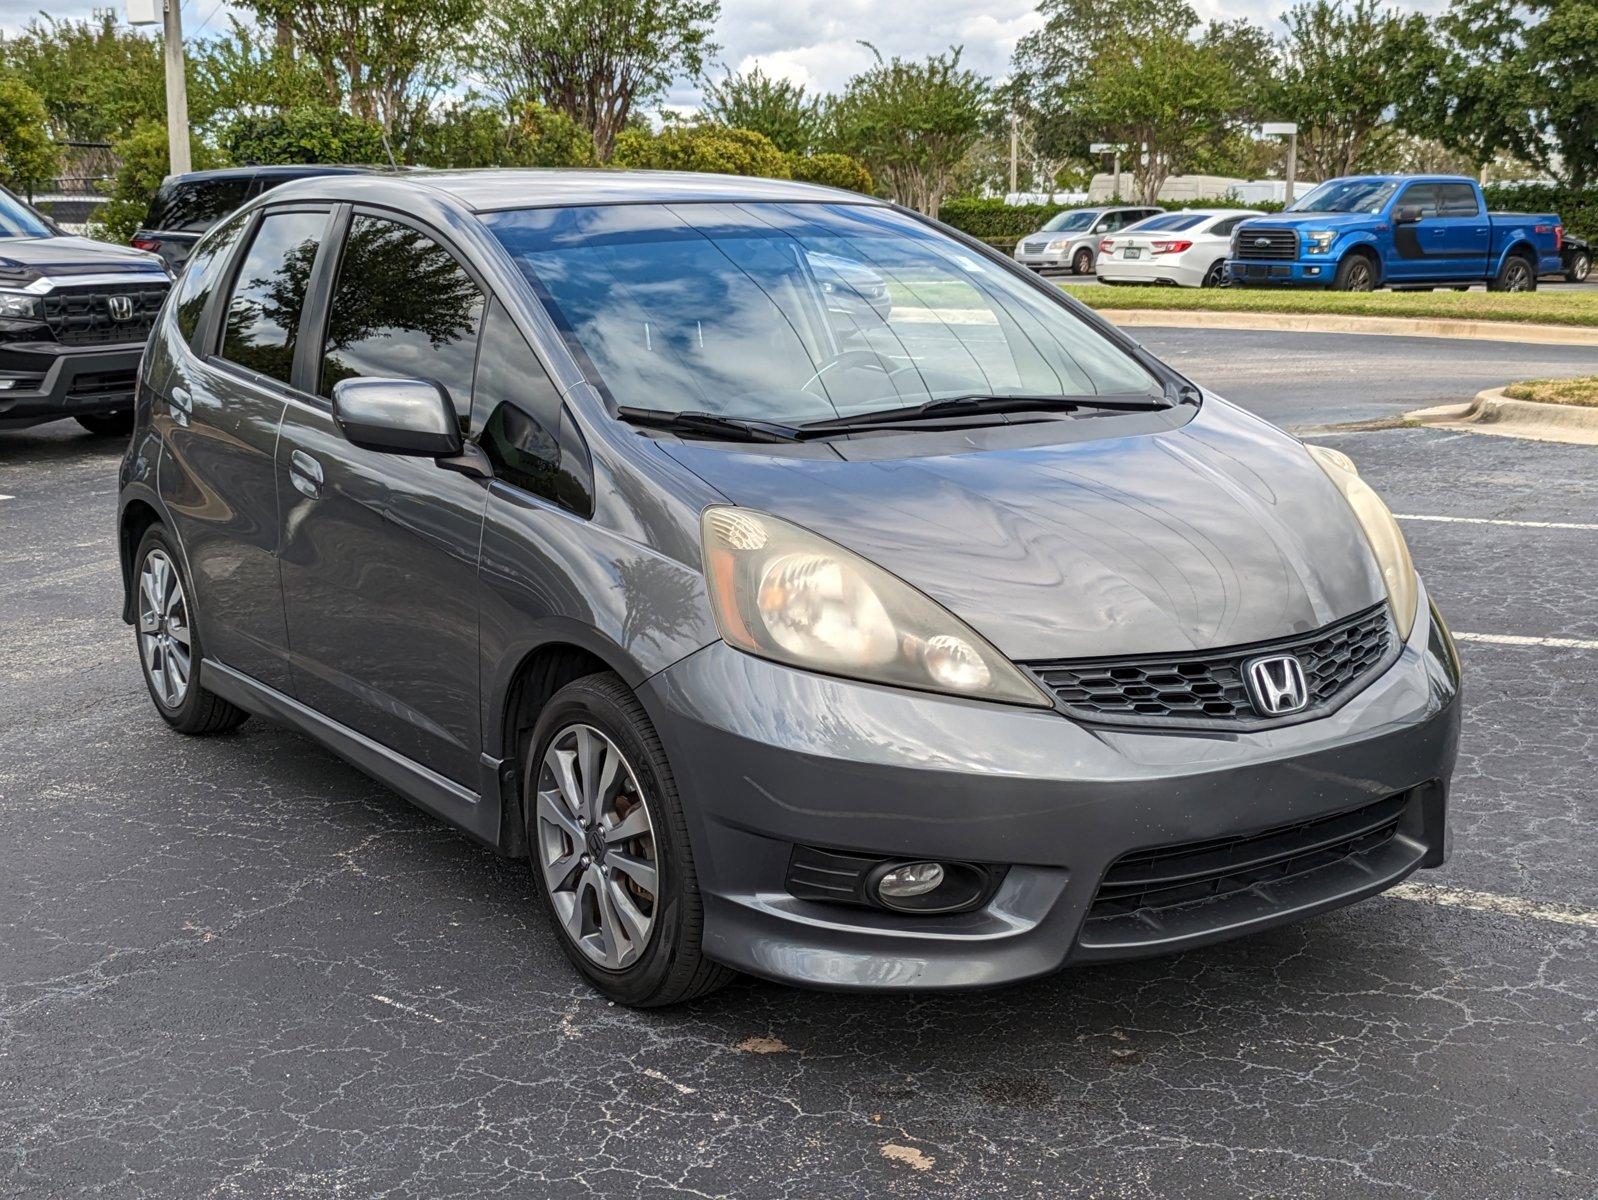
[259,168,884,213]
[163,164,383,185]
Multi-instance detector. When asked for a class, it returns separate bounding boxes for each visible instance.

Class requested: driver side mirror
[1394,205,1424,225]
[331,377,463,457]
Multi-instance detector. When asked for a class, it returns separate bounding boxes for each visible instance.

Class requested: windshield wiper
[616,406,801,443]
[799,392,1170,434]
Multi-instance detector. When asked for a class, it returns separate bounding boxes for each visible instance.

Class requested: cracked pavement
[2,328,1595,1198]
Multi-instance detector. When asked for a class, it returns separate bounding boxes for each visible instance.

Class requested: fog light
[1306,266,1321,276]
[876,861,944,899]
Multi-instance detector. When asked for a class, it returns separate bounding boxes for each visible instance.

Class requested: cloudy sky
[1,0,1439,103]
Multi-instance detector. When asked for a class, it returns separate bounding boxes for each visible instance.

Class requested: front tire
[524,672,733,1007]
[1331,254,1376,291]
[1071,247,1094,276]
[76,411,134,437]
[133,526,250,735]
[1565,251,1591,284]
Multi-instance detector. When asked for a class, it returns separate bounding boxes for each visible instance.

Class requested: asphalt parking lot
[3,328,1595,1199]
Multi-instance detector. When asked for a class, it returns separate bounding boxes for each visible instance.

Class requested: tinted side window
[220,210,327,384]
[1209,217,1243,236]
[1439,183,1480,217]
[1399,183,1439,217]
[147,178,253,233]
[320,215,486,422]
[173,211,250,344]
[475,300,593,516]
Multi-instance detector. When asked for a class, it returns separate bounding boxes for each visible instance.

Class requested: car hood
[0,235,167,285]
[662,400,1388,661]
[1243,213,1375,231]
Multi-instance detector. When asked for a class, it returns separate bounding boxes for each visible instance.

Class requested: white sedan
[1096,209,1261,288]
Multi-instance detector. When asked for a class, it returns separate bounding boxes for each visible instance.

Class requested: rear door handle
[289,449,323,499]
[169,386,192,413]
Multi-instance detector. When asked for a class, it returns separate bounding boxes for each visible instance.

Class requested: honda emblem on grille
[106,295,135,321]
[1244,654,1309,716]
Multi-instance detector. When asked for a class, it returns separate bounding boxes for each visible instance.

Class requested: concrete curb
[1409,387,1598,445]
[1089,307,1598,346]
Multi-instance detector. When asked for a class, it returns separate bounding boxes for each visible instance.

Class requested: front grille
[65,369,137,399]
[42,282,169,346]
[1234,227,1298,260]
[1023,602,1396,729]
[1086,791,1409,926]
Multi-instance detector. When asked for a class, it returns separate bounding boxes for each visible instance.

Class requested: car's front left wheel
[133,526,250,735]
[524,672,733,1007]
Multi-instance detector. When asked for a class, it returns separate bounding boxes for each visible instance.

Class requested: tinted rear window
[1125,213,1207,233]
[146,178,253,234]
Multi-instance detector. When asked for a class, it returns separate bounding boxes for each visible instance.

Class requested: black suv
[0,185,171,435]
[131,165,375,273]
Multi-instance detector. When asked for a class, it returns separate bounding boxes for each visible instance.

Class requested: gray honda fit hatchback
[118,170,1460,1006]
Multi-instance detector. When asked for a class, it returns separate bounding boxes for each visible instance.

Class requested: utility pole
[1009,113,1019,196]
[128,0,190,174]
[1262,123,1299,205]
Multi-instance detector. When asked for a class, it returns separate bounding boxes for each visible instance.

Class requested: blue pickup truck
[1228,175,1564,292]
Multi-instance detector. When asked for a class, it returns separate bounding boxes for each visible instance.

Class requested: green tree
[472,0,719,159]
[1269,0,1432,180]
[785,151,873,193]
[701,65,823,154]
[831,46,989,214]
[92,121,228,242]
[190,17,328,122]
[0,11,164,143]
[0,79,61,195]
[412,98,597,167]
[1401,0,1598,188]
[612,124,790,177]
[220,106,388,165]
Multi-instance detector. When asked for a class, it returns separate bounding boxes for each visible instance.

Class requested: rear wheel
[1331,254,1376,292]
[1071,247,1094,276]
[1201,260,1229,288]
[133,526,249,735]
[1565,251,1591,284]
[1489,254,1536,292]
[524,672,733,1007]
[76,411,134,437]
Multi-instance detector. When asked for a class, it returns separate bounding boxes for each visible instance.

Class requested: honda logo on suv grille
[1244,654,1309,716]
[106,295,135,321]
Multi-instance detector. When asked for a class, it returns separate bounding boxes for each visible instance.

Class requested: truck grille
[1233,227,1298,260]
[42,282,169,347]
[1022,602,1396,729]
[1085,791,1411,928]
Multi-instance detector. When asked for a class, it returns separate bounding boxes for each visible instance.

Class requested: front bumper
[643,593,1460,992]
[1227,258,1338,286]
[1014,247,1072,271]
[0,339,144,429]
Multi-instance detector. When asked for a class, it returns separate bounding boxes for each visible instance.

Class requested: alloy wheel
[138,548,192,708]
[1346,261,1373,291]
[535,724,660,970]
[1505,260,1532,291]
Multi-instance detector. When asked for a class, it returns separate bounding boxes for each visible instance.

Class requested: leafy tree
[236,0,480,139]
[221,106,388,165]
[190,17,328,122]
[612,124,790,177]
[1269,0,1432,180]
[92,121,228,242]
[472,0,719,159]
[701,65,823,154]
[0,11,164,143]
[0,79,61,195]
[1401,0,1598,188]
[786,152,873,194]
[831,46,990,214]
[412,98,597,167]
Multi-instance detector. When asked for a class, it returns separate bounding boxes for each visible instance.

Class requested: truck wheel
[1565,251,1591,284]
[1072,247,1094,276]
[1489,255,1536,292]
[1331,254,1376,292]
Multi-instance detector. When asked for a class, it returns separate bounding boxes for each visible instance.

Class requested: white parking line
[0,494,14,502]
[1397,513,1598,532]
[1454,631,1598,651]
[1389,882,1598,929]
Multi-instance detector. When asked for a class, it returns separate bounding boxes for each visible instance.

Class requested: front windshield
[485,202,1159,424]
[1287,180,1399,215]
[0,189,52,239]
[1041,209,1097,233]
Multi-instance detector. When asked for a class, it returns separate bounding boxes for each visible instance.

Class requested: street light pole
[1261,122,1299,206]
[128,0,190,175]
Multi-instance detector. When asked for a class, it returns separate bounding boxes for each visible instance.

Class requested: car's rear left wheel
[524,672,734,1007]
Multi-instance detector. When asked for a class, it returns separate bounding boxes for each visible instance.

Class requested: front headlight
[0,289,43,320]
[1304,230,1336,254]
[1306,445,1419,639]
[701,507,1051,706]
[1046,238,1070,251]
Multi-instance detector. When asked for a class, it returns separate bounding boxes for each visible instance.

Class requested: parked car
[1096,209,1262,288]
[1228,175,1563,291]
[131,164,376,272]
[0,185,170,436]
[1556,233,1590,283]
[1013,205,1164,276]
[118,170,1460,1006]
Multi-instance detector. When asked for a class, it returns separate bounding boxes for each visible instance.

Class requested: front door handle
[289,449,323,499]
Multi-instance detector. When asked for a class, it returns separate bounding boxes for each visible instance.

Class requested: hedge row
[940,185,1597,243]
